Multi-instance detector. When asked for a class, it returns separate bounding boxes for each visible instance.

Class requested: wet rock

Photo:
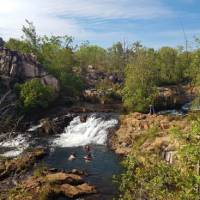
[46,172,84,185]
[0,148,46,181]
[6,170,96,200]
[28,114,75,135]
[71,169,86,176]
[80,115,87,123]
[60,183,96,198]
[38,118,56,136]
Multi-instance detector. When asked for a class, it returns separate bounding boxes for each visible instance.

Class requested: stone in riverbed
[6,170,97,200]
[46,172,84,185]
[0,148,46,181]
[60,183,96,198]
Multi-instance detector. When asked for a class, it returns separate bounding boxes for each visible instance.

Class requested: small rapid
[0,134,30,157]
[53,114,118,148]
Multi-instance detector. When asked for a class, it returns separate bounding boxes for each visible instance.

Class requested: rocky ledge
[0,148,46,181]
[6,170,96,200]
[110,112,190,157]
[0,45,60,92]
[0,149,97,200]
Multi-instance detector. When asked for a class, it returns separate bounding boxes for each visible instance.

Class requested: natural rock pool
[0,113,122,199]
[43,145,122,200]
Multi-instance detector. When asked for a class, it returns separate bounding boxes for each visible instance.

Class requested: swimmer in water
[84,152,92,161]
[68,153,76,161]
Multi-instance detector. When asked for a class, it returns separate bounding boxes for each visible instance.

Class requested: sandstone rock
[60,183,96,198]
[6,170,97,200]
[110,113,189,156]
[0,148,46,181]
[0,47,60,92]
[46,172,84,185]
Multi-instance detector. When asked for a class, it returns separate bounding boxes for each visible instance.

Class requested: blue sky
[0,0,200,48]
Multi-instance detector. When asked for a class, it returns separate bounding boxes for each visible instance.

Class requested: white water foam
[53,115,118,147]
[0,134,29,157]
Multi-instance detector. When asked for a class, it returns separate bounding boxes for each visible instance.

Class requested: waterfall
[0,114,118,157]
[0,134,29,157]
[53,114,118,147]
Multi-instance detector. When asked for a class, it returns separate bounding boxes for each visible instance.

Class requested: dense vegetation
[114,115,200,200]
[16,79,54,111]
[3,21,200,112]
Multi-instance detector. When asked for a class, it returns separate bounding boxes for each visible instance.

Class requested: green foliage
[187,49,200,87]
[156,47,179,85]
[76,43,107,72]
[6,21,83,98]
[115,116,200,200]
[4,21,200,107]
[5,38,32,54]
[107,42,126,73]
[123,48,157,112]
[17,79,54,111]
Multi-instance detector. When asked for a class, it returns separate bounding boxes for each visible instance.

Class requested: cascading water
[0,134,30,157]
[0,113,121,199]
[53,114,118,147]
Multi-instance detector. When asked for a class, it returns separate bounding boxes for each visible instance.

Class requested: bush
[17,79,54,111]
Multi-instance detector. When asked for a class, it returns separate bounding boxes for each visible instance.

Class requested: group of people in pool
[68,145,92,161]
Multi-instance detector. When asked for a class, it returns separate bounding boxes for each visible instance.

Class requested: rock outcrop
[0,149,96,200]
[110,113,189,157]
[2,170,96,200]
[0,46,60,92]
[0,148,46,181]
[155,85,196,110]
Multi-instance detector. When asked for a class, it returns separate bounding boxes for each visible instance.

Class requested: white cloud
[0,0,172,42]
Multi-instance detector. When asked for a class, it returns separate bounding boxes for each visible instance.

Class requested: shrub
[18,79,54,111]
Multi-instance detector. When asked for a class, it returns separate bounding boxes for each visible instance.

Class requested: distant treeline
[4,20,200,112]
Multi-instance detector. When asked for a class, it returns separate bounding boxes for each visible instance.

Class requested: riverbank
[109,112,190,156]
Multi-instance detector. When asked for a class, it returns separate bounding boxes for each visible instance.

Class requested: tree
[107,42,126,73]
[187,49,200,88]
[156,47,179,85]
[76,43,107,72]
[123,48,157,112]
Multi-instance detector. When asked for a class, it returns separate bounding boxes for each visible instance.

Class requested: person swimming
[84,152,92,161]
[68,153,76,161]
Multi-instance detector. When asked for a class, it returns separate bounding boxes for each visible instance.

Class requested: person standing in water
[149,104,155,115]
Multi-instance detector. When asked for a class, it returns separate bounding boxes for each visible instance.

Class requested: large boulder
[5,169,96,200]
[0,47,60,92]
[0,148,46,181]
